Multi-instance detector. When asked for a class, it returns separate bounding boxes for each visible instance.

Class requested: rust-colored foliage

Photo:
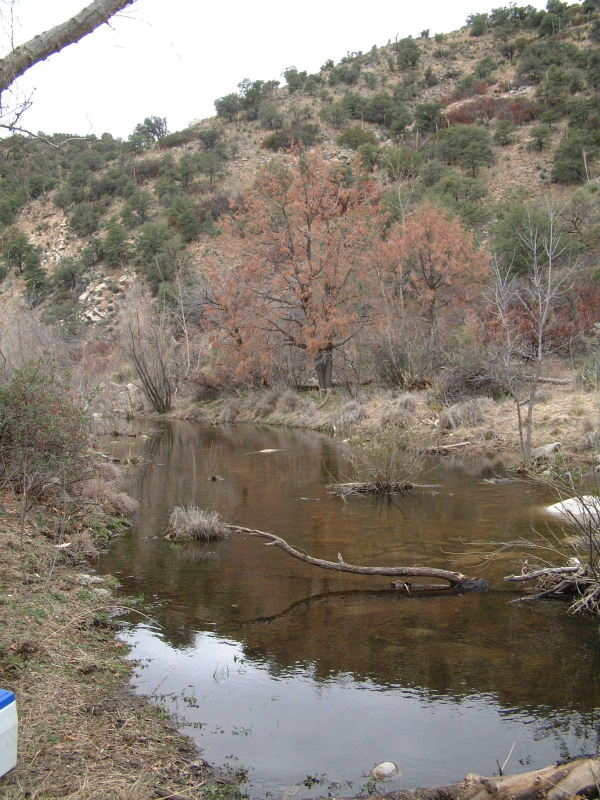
[205,150,378,387]
[444,95,539,126]
[375,202,487,341]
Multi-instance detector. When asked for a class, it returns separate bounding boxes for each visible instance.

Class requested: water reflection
[98,421,600,796]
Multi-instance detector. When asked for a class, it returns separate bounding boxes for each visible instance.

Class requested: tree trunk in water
[314,757,599,800]
[315,347,333,391]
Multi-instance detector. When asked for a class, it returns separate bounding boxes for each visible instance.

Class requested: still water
[98,421,599,796]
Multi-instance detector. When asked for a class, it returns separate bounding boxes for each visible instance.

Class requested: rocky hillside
[0,1,597,339]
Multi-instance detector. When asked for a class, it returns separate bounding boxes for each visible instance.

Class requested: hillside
[0,0,598,460]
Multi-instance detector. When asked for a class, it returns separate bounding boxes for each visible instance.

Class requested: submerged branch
[224,523,488,592]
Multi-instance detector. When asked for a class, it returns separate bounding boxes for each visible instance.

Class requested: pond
[98,421,600,798]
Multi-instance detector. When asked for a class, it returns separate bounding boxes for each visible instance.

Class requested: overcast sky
[1,0,548,139]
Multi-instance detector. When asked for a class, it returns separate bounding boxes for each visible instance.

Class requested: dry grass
[80,477,140,517]
[275,389,302,414]
[340,427,426,495]
[439,397,497,431]
[185,365,598,465]
[0,492,221,800]
[167,505,226,541]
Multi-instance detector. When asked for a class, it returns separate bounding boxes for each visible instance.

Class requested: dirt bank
[0,492,240,800]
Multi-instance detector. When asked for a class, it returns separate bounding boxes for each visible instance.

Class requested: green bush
[158,128,198,149]
[103,222,132,266]
[494,120,517,146]
[2,227,32,274]
[395,37,420,70]
[435,125,493,174]
[52,257,86,292]
[69,202,101,236]
[258,101,285,130]
[337,126,378,149]
[384,147,422,181]
[357,143,382,172]
[23,249,47,306]
[319,103,348,128]
[552,129,596,183]
[167,195,202,242]
[468,12,488,36]
[528,123,553,151]
[262,123,322,151]
[414,103,442,133]
[135,222,183,292]
[0,361,90,497]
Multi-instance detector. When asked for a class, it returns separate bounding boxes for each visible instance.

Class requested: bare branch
[0,0,136,96]
[224,522,489,591]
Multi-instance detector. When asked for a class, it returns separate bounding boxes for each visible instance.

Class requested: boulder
[546,495,600,528]
[531,441,561,459]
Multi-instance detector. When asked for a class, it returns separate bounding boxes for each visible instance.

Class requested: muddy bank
[0,492,240,800]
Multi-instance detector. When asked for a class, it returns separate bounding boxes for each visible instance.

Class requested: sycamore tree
[205,151,378,390]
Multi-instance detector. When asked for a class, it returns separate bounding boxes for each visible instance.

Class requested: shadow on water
[98,420,600,797]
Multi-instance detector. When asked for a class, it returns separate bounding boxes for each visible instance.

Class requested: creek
[97,421,600,797]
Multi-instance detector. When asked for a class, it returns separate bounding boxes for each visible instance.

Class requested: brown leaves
[204,150,378,385]
[374,201,487,333]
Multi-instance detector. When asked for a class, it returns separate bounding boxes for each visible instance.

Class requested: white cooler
[0,689,18,777]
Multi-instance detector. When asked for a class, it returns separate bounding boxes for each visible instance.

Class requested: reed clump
[167,505,227,541]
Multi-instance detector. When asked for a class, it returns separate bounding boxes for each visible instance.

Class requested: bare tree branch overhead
[0,0,136,96]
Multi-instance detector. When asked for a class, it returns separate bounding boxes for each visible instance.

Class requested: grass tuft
[167,505,227,541]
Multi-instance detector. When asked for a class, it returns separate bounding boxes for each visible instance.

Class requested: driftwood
[505,564,599,614]
[426,441,471,455]
[328,482,441,497]
[225,524,489,592]
[315,757,599,800]
[522,375,572,385]
[328,481,414,497]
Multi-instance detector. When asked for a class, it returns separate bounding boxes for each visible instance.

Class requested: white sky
[1,0,549,139]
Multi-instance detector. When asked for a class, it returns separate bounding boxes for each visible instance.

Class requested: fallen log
[314,756,599,800]
[224,524,489,592]
[426,441,471,454]
[522,375,572,385]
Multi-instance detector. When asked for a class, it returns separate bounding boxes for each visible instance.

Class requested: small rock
[370,761,400,779]
[77,573,104,584]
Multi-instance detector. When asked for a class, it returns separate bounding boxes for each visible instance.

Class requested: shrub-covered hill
[0,0,597,398]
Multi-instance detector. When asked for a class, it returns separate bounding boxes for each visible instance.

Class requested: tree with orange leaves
[376,201,487,348]
[207,150,378,389]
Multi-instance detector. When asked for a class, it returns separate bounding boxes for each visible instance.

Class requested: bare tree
[488,201,577,460]
[0,308,65,382]
[120,285,174,413]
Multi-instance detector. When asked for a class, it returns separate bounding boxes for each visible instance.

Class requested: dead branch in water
[224,523,488,592]
[314,756,599,800]
[328,481,414,497]
[505,562,599,613]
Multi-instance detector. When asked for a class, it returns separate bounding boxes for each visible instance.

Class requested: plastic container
[0,689,18,777]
